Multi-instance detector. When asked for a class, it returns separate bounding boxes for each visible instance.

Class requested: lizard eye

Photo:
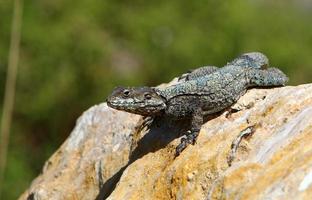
[123,89,130,97]
[144,93,152,100]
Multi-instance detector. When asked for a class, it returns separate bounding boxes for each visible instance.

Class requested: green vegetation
[0,0,311,199]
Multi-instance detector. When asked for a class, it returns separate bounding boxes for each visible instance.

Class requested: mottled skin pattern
[107,52,288,156]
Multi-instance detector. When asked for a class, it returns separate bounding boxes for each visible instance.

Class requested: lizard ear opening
[144,93,152,100]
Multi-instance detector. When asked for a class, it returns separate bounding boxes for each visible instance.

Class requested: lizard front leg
[138,116,154,132]
[175,108,203,156]
[130,116,154,153]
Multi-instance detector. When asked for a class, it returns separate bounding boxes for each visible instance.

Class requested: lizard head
[107,86,166,116]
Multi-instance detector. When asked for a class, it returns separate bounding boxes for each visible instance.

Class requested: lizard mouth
[108,101,163,109]
[107,99,165,115]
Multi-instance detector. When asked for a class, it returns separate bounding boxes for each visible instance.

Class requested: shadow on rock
[96,113,222,200]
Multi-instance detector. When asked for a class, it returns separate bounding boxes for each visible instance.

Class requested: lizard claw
[175,142,187,157]
[175,131,199,157]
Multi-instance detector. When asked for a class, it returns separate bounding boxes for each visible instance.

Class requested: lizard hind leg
[230,52,269,69]
[244,52,269,69]
[247,67,289,87]
[178,66,219,81]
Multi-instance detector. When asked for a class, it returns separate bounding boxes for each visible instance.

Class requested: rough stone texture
[19,84,312,200]
[19,105,141,200]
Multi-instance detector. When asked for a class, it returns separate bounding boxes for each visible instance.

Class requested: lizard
[106,52,288,156]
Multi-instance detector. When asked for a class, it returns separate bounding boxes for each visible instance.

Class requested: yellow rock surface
[19,84,312,200]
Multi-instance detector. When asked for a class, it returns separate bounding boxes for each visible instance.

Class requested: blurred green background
[0,0,311,199]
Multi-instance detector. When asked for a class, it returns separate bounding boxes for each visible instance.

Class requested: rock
[19,105,141,200]
[19,84,312,200]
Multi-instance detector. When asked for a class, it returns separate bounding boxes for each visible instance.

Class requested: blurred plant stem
[0,0,23,197]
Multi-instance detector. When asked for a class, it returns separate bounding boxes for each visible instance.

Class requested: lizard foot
[175,138,188,157]
[175,130,199,157]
